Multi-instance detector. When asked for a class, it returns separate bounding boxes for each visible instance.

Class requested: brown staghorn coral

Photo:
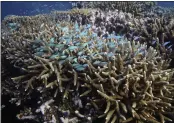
[81,1,174,18]
[2,8,91,31]
[2,9,174,123]
[68,43,174,123]
[7,29,174,123]
[81,1,157,16]
[2,8,174,53]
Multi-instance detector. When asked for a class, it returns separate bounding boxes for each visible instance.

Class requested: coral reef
[1,2,174,123]
[2,19,174,123]
[81,1,174,17]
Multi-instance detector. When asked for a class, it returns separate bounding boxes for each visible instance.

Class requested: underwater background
[1,1,174,20]
[1,1,174,123]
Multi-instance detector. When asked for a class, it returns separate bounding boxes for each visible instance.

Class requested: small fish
[32,45,37,49]
[68,46,78,51]
[50,54,59,59]
[76,66,86,71]
[167,44,173,49]
[80,32,87,37]
[8,23,17,27]
[40,23,44,28]
[163,41,170,47]
[78,51,84,56]
[72,63,80,67]
[107,42,115,48]
[85,24,91,29]
[80,55,88,59]
[60,55,67,60]
[72,64,86,71]
[134,36,139,41]
[55,44,65,48]
[48,43,55,47]
[100,62,108,66]
[50,38,54,43]
[152,40,156,45]
[66,56,74,61]
[35,52,44,57]
[93,61,101,65]
[56,24,60,27]
[107,35,112,39]
[92,33,97,37]
[34,39,43,44]
[93,61,107,67]
[83,64,88,67]
[62,27,69,33]
[115,36,122,39]
[81,43,88,48]
[58,60,66,65]
[107,52,115,57]
[73,58,78,63]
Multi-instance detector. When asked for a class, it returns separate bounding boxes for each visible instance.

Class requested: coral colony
[1,2,174,123]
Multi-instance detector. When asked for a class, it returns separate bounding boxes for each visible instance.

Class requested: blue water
[1,1,174,20]
[1,2,72,20]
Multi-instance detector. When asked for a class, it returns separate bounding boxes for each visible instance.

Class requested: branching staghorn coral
[2,7,174,55]
[81,1,174,18]
[2,8,92,31]
[2,19,174,123]
[1,2,174,122]
[81,1,157,16]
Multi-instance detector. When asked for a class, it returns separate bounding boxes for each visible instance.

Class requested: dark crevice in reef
[2,92,40,123]
[2,58,41,123]
[2,95,23,123]
[2,89,41,123]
